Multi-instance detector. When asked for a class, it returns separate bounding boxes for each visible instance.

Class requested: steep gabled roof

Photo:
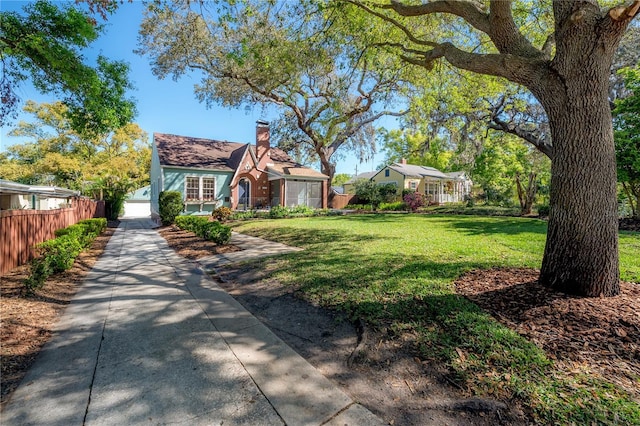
[154,132,328,179]
[154,133,246,171]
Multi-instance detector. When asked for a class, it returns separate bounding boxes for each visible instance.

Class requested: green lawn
[231,214,640,424]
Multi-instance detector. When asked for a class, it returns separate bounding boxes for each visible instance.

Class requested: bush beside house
[159,191,183,225]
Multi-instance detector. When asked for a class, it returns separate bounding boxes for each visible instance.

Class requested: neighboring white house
[0,179,79,210]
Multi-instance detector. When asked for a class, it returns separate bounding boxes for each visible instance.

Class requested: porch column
[322,180,328,209]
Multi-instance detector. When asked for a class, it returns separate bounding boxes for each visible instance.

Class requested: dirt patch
[455,268,640,401]
[214,264,524,425]
[157,225,240,259]
[0,223,118,408]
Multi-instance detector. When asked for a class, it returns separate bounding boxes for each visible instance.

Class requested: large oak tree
[347,0,640,297]
[136,0,408,183]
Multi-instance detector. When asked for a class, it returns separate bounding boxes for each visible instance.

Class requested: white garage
[123,186,151,218]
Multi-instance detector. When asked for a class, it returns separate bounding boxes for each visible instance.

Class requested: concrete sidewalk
[1,219,383,426]
[198,232,303,271]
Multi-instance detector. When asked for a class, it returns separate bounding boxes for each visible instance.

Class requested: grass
[231,214,640,424]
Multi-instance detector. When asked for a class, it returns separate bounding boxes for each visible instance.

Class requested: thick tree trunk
[538,77,620,296]
[317,147,336,184]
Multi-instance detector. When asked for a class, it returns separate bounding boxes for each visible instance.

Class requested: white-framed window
[186,177,200,200]
[409,181,417,190]
[202,177,215,200]
[185,176,216,201]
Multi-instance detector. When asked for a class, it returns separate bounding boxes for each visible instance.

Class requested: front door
[238,179,250,210]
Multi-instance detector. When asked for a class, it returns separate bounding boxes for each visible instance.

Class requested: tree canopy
[338,0,640,297]
[136,0,409,181]
[0,101,150,194]
[0,0,136,136]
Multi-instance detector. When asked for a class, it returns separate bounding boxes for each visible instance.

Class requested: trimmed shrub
[229,210,257,221]
[78,218,107,234]
[174,215,232,245]
[212,206,233,221]
[269,205,290,218]
[159,191,183,226]
[24,220,106,293]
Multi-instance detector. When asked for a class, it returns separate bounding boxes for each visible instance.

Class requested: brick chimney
[401,158,407,165]
[256,120,270,162]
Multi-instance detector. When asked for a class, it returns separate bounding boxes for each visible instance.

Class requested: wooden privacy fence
[329,192,356,209]
[0,198,105,275]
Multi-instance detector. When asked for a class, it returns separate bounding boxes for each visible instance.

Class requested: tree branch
[345,0,438,47]
[488,114,553,159]
[488,0,542,58]
[382,0,491,35]
[608,0,640,21]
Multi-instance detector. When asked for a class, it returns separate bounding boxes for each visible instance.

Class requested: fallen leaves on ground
[0,224,117,408]
[157,225,240,259]
[455,268,640,401]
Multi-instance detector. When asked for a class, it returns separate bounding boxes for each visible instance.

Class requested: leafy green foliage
[24,218,106,293]
[137,0,406,181]
[231,215,640,424]
[0,101,150,198]
[332,173,352,187]
[353,180,397,210]
[174,216,231,245]
[614,66,640,218]
[0,0,136,135]
[378,201,406,211]
[158,191,183,226]
[472,133,550,210]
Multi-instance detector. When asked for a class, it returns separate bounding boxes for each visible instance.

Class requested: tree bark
[317,146,336,184]
[516,172,537,216]
[537,63,620,296]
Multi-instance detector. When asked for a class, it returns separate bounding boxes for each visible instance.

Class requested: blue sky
[0,0,387,176]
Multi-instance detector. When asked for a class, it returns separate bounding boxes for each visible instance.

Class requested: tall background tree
[0,0,136,136]
[614,65,640,218]
[0,101,150,218]
[136,0,408,183]
[342,0,640,297]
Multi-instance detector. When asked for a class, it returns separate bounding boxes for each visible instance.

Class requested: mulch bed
[157,225,240,259]
[455,268,640,400]
[0,223,118,408]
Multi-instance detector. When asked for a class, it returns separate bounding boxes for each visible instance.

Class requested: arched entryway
[238,178,250,210]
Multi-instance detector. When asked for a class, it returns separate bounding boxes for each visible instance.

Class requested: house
[342,171,378,194]
[369,159,472,204]
[123,186,151,218]
[0,179,79,210]
[150,121,329,219]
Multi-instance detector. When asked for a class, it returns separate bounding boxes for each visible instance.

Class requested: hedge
[24,218,107,293]
[174,216,232,245]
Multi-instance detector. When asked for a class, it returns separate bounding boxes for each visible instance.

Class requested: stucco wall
[371,168,404,194]
[162,167,234,214]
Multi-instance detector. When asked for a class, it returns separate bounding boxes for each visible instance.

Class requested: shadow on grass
[232,225,383,248]
[432,216,548,236]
